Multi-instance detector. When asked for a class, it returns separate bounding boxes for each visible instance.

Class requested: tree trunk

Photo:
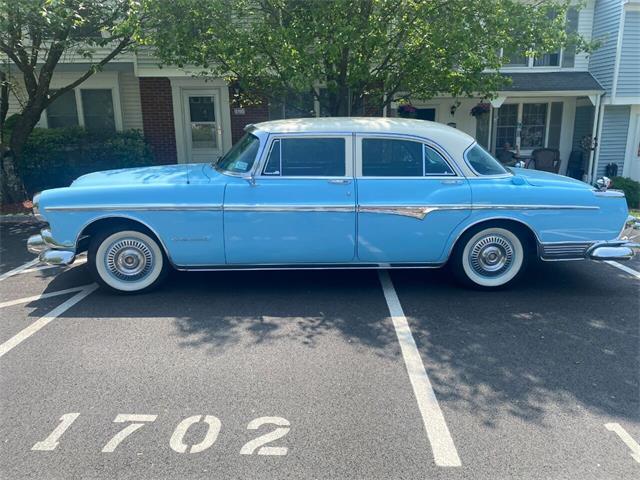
[2,107,42,204]
[326,85,350,117]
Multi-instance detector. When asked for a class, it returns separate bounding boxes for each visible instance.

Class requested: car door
[224,134,356,264]
[355,135,472,263]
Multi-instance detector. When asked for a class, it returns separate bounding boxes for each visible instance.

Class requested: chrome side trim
[357,204,598,220]
[175,262,444,271]
[539,242,594,261]
[46,203,596,216]
[224,204,355,213]
[358,206,446,220]
[45,204,223,212]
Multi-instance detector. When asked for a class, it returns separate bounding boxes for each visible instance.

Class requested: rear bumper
[27,228,76,266]
[587,215,640,261]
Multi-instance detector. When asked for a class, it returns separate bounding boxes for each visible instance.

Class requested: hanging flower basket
[397,104,417,118]
[470,102,491,117]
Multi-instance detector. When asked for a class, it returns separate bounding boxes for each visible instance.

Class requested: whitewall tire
[89,227,168,293]
[452,226,526,289]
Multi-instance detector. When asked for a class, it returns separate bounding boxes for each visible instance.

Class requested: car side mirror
[246,173,257,186]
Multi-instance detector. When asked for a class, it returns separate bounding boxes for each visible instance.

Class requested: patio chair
[529,148,560,174]
[566,150,585,180]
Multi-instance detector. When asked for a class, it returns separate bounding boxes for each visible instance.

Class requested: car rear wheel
[88,226,168,293]
[451,226,527,289]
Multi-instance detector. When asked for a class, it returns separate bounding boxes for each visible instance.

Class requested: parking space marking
[0,285,91,309]
[378,271,461,467]
[605,423,640,464]
[604,261,640,280]
[0,259,40,282]
[31,412,290,456]
[0,284,98,358]
[19,257,87,276]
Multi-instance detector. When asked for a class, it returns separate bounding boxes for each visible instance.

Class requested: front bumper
[27,228,76,266]
[587,215,640,261]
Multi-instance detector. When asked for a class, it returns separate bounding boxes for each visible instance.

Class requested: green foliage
[611,176,640,209]
[18,128,154,195]
[143,0,595,115]
[0,0,145,58]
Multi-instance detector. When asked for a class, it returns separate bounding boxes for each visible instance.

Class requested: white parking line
[378,270,461,467]
[19,256,87,275]
[0,259,40,282]
[604,261,640,279]
[605,423,640,463]
[0,284,98,359]
[0,285,92,309]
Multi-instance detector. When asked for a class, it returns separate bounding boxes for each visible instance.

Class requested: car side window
[362,138,454,177]
[423,145,454,175]
[263,138,346,177]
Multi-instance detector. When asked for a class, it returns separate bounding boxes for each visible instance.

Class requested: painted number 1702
[32,413,290,456]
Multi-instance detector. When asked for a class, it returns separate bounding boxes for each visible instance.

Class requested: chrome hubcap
[106,239,154,281]
[469,234,514,277]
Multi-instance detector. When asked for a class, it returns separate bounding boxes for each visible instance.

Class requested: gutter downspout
[587,93,604,183]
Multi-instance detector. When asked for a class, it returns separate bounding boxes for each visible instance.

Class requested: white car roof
[254,117,475,144]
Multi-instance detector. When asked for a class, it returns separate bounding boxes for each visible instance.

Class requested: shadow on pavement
[35,255,640,428]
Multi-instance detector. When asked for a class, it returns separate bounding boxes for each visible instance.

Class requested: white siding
[118,71,143,131]
[616,9,640,97]
[589,0,623,94]
[574,0,595,70]
[596,105,630,176]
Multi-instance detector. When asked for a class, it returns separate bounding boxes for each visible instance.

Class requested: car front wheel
[88,226,168,293]
[451,226,527,289]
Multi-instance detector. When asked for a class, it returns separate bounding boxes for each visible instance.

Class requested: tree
[0,0,147,203]
[144,0,593,117]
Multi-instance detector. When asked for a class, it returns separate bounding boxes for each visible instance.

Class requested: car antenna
[186,163,190,184]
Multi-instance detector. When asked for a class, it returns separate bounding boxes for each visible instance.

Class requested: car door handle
[440,179,463,185]
[328,179,352,185]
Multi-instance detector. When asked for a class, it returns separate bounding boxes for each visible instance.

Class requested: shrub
[17,127,155,195]
[611,176,640,209]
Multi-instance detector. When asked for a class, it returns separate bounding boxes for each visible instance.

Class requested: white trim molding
[169,77,232,164]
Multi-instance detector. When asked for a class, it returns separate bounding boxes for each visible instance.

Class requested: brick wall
[139,78,178,164]
[229,88,270,143]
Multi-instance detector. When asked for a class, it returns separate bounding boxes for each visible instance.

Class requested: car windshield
[215,133,260,174]
[464,144,509,176]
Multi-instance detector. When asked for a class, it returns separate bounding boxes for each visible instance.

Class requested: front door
[182,90,223,163]
[224,135,356,264]
[355,135,472,263]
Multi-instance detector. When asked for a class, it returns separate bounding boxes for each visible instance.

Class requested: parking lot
[1,219,639,480]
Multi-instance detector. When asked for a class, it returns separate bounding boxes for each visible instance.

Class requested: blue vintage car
[27,118,639,293]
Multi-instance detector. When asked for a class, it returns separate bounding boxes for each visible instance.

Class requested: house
[5,0,639,182]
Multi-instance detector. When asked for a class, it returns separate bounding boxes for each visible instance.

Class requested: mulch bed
[1,201,33,215]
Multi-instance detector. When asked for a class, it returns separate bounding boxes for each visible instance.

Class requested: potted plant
[470,102,491,117]
[397,103,417,118]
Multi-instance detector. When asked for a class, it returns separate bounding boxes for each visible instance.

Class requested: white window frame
[40,72,123,131]
[494,101,555,153]
[355,134,460,178]
[499,48,563,69]
[257,133,353,179]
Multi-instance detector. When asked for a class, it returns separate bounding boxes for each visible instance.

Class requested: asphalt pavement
[0,220,638,480]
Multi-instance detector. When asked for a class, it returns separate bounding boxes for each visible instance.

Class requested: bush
[611,176,640,209]
[17,127,155,195]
